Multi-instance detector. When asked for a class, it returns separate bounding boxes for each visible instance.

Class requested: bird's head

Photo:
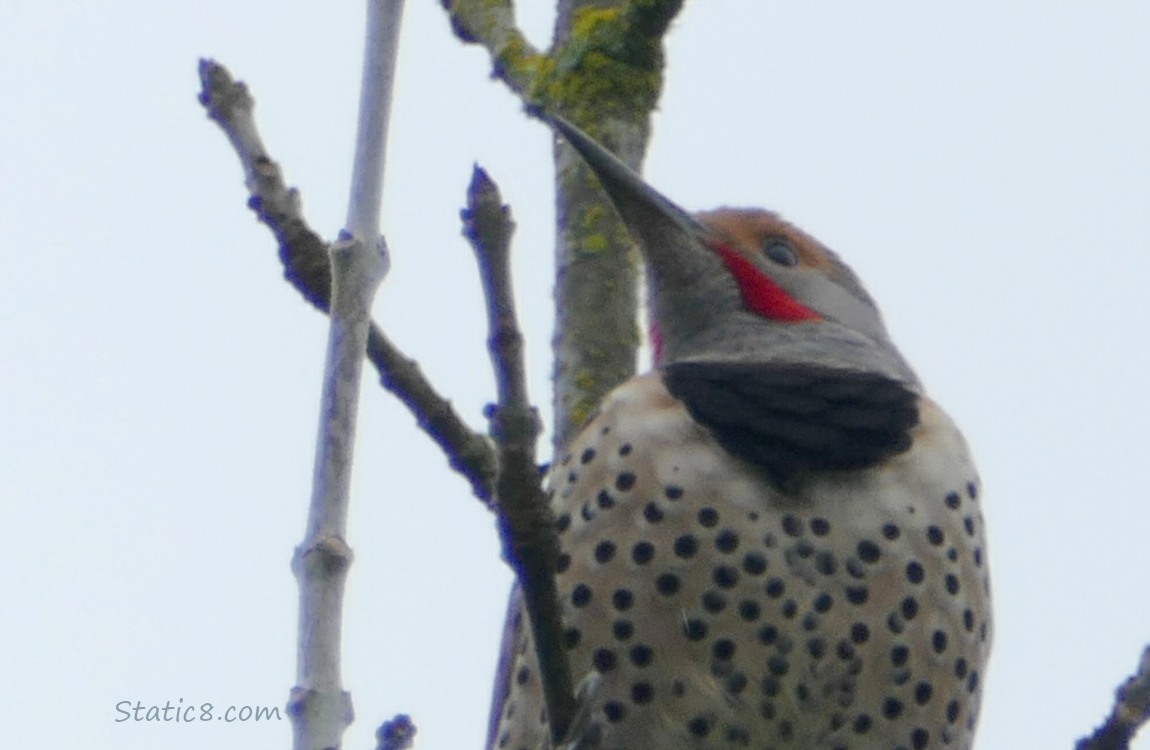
[551,116,917,385]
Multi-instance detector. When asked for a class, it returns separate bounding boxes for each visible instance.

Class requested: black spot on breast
[629,644,654,667]
[631,682,654,705]
[713,639,736,660]
[857,540,882,563]
[571,584,592,607]
[702,590,727,613]
[715,529,740,553]
[674,534,698,559]
[612,588,634,611]
[713,565,739,589]
[655,573,681,596]
[593,648,617,672]
[743,552,767,575]
[686,716,712,738]
[683,619,708,641]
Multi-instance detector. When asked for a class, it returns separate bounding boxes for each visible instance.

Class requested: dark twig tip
[523,102,549,123]
[376,713,417,750]
[1077,645,1150,750]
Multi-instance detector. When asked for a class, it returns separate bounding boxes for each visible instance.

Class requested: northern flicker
[486,119,991,750]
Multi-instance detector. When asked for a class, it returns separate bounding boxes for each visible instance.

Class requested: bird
[485,117,991,750]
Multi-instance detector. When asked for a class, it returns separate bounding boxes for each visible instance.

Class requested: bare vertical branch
[291,234,388,749]
[463,166,578,741]
[289,2,405,747]
[547,0,684,450]
[346,0,407,242]
[442,1,685,743]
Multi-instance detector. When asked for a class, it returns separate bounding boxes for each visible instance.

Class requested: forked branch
[197,60,497,504]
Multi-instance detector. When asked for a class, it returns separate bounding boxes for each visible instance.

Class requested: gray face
[551,116,918,385]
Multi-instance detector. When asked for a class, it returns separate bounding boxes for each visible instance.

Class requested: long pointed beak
[550,116,709,249]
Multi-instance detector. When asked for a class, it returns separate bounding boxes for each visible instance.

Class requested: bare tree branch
[1078,645,1150,750]
[462,166,577,741]
[290,231,386,748]
[440,0,544,97]
[546,0,683,450]
[442,3,686,745]
[283,1,407,745]
[197,60,498,504]
[346,0,407,242]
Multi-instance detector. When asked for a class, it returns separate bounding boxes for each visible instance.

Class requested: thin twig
[1077,645,1150,750]
[462,166,577,742]
[197,60,497,503]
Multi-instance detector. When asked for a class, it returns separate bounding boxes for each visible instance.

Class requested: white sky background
[1,1,1148,748]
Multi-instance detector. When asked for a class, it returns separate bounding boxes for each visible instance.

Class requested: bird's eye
[763,238,799,267]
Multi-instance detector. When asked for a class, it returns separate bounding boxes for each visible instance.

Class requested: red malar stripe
[715,244,820,322]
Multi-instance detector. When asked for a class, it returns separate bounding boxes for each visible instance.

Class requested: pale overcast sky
[2,2,1149,749]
